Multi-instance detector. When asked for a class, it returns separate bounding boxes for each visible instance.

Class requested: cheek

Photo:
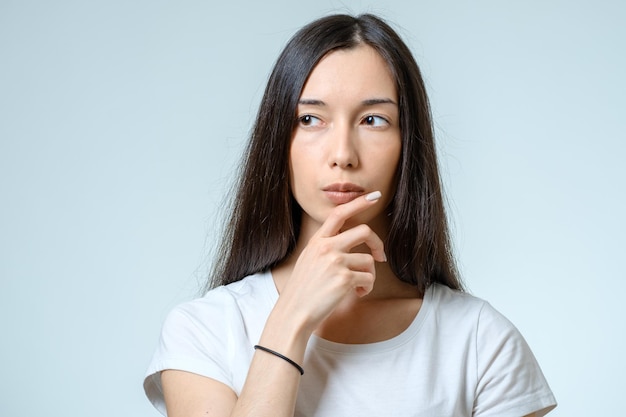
[376,147,402,209]
[380,142,402,184]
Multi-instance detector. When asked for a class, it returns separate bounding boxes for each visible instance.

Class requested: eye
[298,114,323,128]
[362,115,389,127]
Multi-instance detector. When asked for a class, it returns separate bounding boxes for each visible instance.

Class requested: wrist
[259,304,312,364]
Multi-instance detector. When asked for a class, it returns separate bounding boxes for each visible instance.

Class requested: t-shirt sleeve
[473,302,557,417]
[143,290,241,415]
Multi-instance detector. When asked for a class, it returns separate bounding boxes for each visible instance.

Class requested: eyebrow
[298,98,397,107]
[362,98,397,106]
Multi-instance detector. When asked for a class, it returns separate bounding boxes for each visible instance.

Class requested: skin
[278,44,421,343]
[289,43,401,237]
[161,44,538,417]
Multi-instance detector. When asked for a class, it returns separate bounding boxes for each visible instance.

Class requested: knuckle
[354,223,370,233]
[357,224,376,240]
[330,253,344,266]
[337,269,352,284]
[317,241,334,255]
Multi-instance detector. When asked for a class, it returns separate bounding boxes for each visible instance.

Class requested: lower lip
[324,191,364,205]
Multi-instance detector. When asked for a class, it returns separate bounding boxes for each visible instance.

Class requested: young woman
[144,14,556,417]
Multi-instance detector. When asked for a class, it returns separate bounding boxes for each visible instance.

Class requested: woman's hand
[229,192,387,417]
[275,191,387,336]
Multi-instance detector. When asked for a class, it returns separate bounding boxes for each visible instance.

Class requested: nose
[327,124,358,169]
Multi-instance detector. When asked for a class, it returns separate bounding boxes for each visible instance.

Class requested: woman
[144,14,556,417]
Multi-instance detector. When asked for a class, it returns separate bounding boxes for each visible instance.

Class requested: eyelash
[297,114,322,126]
[362,115,389,127]
[296,114,390,128]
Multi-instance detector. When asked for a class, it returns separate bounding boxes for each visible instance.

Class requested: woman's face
[289,44,401,232]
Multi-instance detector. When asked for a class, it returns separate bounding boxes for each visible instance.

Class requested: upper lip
[322,183,365,192]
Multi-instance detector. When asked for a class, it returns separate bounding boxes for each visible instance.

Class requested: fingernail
[365,191,382,201]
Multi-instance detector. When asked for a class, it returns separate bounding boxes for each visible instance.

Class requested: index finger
[317,191,382,238]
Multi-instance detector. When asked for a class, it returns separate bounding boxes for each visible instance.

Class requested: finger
[344,252,376,274]
[329,266,376,297]
[336,224,386,263]
[317,191,382,238]
[350,270,376,297]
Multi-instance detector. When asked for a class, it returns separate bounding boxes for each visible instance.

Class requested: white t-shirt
[144,271,556,416]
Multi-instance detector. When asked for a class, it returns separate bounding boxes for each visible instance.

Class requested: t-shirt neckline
[262,270,435,355]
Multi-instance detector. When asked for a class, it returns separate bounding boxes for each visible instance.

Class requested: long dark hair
[208,14,462,296]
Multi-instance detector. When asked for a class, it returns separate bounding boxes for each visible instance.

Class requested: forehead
[299,44,397,102]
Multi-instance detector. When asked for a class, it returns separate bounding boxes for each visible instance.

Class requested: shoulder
[165,271,275,334]
[427,286,557,416]
[428,283,506,326]
[428,284,529,356]
[144,271,276,410]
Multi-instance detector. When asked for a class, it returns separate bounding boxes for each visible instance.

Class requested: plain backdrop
[1,0,624,416]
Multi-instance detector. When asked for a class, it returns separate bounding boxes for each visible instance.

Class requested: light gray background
[1,0,624,416]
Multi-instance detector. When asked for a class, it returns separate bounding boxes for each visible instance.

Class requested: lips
[322,183,365,205]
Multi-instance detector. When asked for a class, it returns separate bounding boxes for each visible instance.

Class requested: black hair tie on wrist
[254,345,304,375]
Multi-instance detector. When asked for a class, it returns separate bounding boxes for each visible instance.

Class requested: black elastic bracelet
[254,345,304,375]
